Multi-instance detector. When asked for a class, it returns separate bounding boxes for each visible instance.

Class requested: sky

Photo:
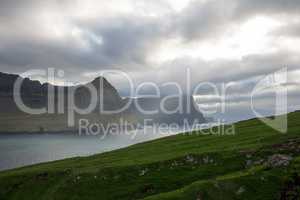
[0,0,300,121]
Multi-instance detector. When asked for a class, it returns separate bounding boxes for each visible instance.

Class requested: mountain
[0,72,123,112]
[0,111,299,199]
[125,95,206,125]
[0,72,124,132]
[0,71,206,133]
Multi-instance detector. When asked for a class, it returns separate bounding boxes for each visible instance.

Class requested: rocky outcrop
[266,154,292,168]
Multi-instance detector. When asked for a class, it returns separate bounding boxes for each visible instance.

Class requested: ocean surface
[0,128,183,171]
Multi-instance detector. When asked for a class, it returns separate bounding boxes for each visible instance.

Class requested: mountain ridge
[0,71,206,133]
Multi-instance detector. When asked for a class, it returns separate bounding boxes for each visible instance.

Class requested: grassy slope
[0,112,300,199]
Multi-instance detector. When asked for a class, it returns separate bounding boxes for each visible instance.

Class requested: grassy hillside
[0,111,300,199]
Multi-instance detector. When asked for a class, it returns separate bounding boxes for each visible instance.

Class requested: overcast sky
[0,0,300,121]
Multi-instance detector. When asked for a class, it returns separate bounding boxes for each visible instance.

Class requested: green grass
[0,111,300,199]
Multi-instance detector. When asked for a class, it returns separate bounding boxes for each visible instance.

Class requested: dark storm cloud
[158,51,299,85]
[173,0,236,41]
[77,15,169,69]
[0,1,169,76]
[173,0,300,42]
[0,0,300,85]
[211,51,300,83]
[0,16,168,78]
[235,0,300,18]
[0,0,34,17]
[272,22,300,38]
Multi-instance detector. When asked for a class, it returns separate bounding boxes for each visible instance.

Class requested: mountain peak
[91,76,108,83]
[90,76,113,90]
